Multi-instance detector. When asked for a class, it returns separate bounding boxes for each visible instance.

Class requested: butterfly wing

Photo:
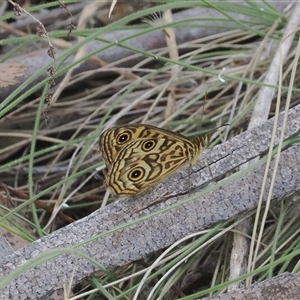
[99,124,208,196]
[106,137,190,196]
[99,124,190,168]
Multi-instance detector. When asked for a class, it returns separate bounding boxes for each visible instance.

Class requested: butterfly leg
[197,159,215,181]
[130,191,169,216]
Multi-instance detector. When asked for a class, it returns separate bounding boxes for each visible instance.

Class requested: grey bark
[203,272,300,300]
[0,103,299,299]
[0,235,13,263]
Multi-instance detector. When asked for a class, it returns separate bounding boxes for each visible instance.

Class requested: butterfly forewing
[99,124,190,163]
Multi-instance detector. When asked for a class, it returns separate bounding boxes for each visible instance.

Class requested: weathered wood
[0,102,299,299]
[203,272,300,300]
[0,235,13,263]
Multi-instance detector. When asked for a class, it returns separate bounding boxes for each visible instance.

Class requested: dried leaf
[0,62,26,88]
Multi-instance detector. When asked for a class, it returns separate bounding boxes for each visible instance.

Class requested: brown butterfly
[99,124,208,196]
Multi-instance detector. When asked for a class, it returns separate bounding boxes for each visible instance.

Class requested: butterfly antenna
[206,123,231,134]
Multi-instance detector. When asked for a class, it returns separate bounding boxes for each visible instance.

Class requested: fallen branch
[0,103,299,299]
[203,272,300,300]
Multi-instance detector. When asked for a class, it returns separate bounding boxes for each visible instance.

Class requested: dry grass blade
[1,1,300,299]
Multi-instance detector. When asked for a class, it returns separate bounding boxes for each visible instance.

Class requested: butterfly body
[99,124,208,196]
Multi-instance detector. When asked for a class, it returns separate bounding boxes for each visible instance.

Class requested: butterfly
[99,124,208,196]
